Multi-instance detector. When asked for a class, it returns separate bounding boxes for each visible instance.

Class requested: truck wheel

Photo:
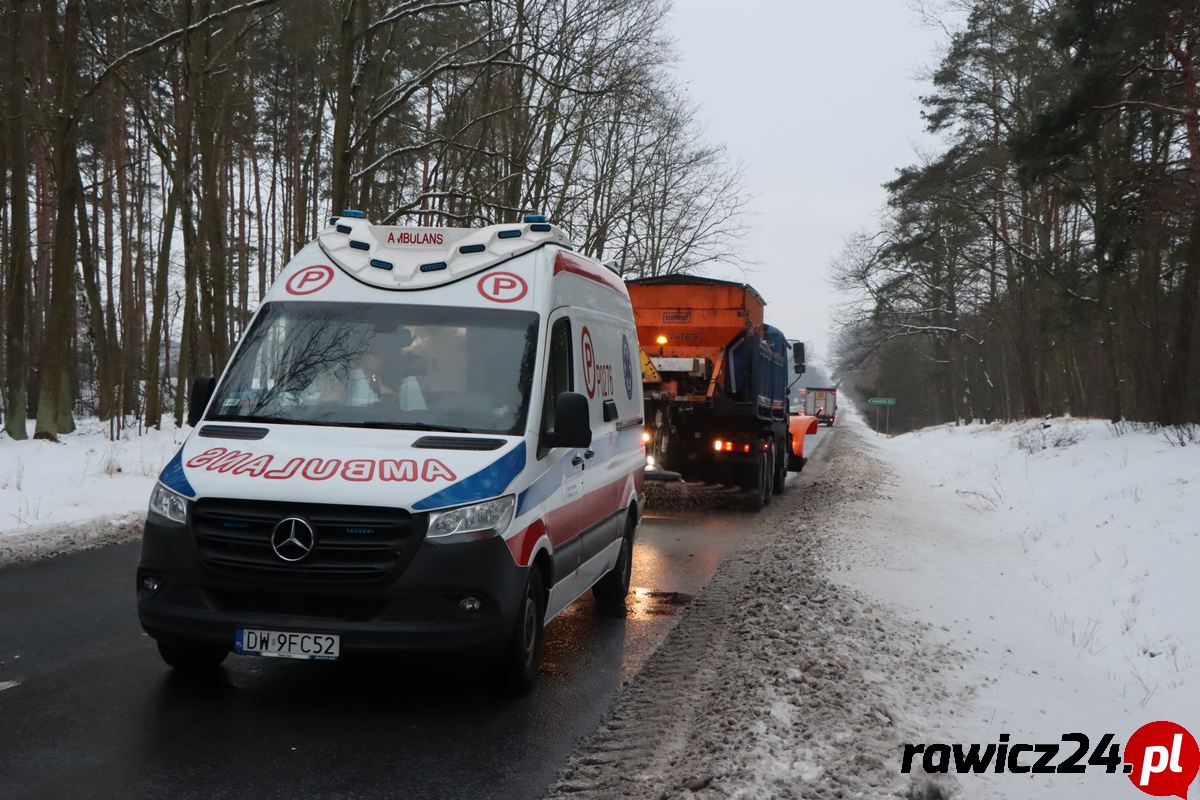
[157,641,229,671]
[744,450,766,511]
[594,512,635,609]
[772,439,787,494]
[761,446,774,507]
[500,567,546,694]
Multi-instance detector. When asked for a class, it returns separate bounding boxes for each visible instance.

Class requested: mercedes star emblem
[270,516,316,563]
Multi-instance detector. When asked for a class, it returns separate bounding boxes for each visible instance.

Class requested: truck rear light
[725,441,733,452]
[713,439,724,451]
[642,431,651,443]
[744,444,752,453]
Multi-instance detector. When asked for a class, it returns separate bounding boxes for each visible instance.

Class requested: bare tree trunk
[3,0,30,439]
[144,181,179,429]
[33,0,81,440]
[76,190,116,421]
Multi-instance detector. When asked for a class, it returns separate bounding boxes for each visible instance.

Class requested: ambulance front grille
[191,498,423,586]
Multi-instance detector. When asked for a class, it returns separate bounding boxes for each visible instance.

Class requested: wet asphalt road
[0,428,830,800]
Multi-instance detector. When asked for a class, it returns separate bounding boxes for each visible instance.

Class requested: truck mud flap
[644,467,683,483]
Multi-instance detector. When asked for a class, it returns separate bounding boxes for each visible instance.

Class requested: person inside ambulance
[310,327,427,411]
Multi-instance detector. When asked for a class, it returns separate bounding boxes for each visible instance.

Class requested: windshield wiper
[352,421,475,433]
[210,413,312,425]
[207,415,478,434]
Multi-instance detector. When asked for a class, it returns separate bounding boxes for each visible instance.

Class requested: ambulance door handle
[583,449,595,460]
[571,454,585,466]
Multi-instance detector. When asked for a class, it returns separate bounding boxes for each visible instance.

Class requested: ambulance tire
[157,640,229,671]
[772,438,787,494]
[500,567,546,694]
[593,512,634,609]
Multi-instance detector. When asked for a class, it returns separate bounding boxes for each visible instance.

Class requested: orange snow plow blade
[789,414,819,458]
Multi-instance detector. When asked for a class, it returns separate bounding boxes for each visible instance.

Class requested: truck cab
[137,212,645,691]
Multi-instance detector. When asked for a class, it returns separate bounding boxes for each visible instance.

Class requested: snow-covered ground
[0,418,183,563]
[551,411,1198,799]
[839,411,1200,798]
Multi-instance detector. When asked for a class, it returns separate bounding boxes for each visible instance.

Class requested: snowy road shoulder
[0,419,183,564]
[549,427,959,799]
[834,414,1200,800]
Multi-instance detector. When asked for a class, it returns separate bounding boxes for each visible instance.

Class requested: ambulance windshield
[209,302,539,436]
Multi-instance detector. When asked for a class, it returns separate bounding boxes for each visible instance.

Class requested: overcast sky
[666,1,952,365]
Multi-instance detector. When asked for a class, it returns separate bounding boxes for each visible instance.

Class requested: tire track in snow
[548,426,962,799]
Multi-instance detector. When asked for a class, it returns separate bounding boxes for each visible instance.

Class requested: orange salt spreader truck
[626,276,818,510]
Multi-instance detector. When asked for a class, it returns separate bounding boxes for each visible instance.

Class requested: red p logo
[285,265,335,296]
[477,271,528,303]
[1127,721,1200,798]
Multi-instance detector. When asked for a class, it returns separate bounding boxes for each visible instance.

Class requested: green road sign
[868,397,896,406]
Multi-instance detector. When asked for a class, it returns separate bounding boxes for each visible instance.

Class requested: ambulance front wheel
[500,567,546,694]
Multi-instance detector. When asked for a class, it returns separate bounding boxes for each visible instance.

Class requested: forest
[0,0,746,440]
[834,0,1200,431]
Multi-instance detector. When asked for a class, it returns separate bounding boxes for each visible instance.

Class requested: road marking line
[0,680,19,692]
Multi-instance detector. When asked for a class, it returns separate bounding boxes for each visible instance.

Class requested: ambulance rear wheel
[500,568,545,694]
[594,512,634,609]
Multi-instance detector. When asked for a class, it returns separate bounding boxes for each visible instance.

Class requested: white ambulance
[137,212,645,691]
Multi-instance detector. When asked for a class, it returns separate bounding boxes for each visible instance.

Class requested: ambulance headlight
[426,495,516,543]
[148,483,188,525]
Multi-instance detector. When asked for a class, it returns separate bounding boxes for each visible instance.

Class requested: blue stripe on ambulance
[159,447,196,498]
[517,460,565,516]
[515,426,639,517]
[412,441,527,511]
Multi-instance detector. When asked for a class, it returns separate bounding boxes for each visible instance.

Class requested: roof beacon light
[523,214,547,223]
[656,335,668,345]
[340,209,367,219]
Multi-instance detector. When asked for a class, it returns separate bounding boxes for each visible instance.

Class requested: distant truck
[626,276,806,509]
[805,387,837,426]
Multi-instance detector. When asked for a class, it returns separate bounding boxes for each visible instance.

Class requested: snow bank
[841,413,1200,798]
[0,418,183,563]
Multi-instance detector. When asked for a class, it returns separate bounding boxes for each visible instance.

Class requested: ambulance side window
[540,317,573,456]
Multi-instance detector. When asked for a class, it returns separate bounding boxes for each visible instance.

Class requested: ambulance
[137,212,646,691]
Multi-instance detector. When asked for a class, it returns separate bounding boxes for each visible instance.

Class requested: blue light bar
[349,240,370,251]
[523,214,547,223]
[340,209,366,219]
[497,229,522,239]
[419,261,448,272]
[370,259,394,270]
[530,223,552,233]
[459,244,486,254]
[336,224,352,234]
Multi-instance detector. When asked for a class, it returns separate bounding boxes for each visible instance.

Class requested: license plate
[235,628,340,661]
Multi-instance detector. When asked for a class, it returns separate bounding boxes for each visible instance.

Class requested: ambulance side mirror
[188,376,217,428]
[544,391,592,449]
[792,342,806,375]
